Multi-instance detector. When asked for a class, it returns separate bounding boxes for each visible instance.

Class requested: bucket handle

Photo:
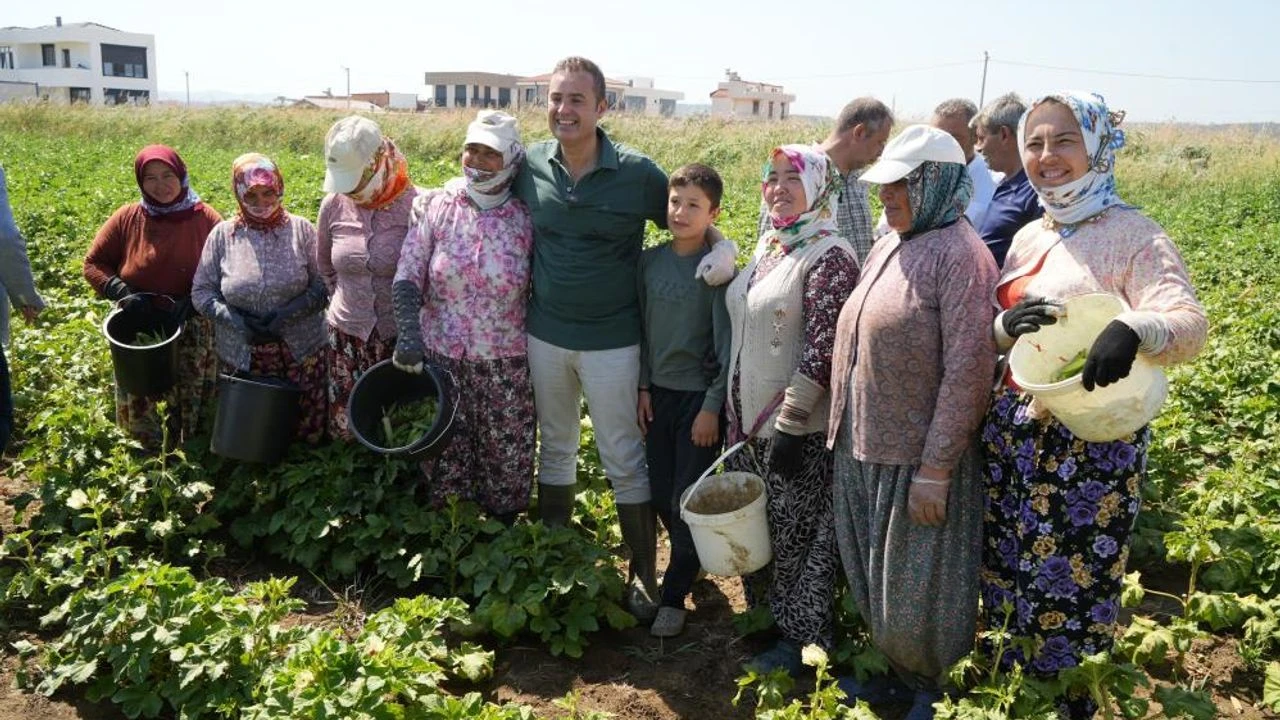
[424,364,460,450]
[679,440,747,516]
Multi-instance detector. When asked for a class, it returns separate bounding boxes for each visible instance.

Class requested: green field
[0,104,1278,719]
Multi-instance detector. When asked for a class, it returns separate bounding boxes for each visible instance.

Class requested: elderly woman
[83,145,223,447]
[317,116,422,439]
[192,153,328,443]
[827,125,999,718]
[391,111,535,522]
[980,92,1206,718]
[727,144,858,674]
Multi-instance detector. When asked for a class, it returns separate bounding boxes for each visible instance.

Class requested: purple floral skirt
[980,387,1150,681]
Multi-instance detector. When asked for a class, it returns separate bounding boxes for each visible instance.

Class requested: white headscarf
[454,111,525,210]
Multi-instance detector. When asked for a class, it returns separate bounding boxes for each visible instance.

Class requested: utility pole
[184,70,189,107]
[979,51,990,107]
[343,66,350,109]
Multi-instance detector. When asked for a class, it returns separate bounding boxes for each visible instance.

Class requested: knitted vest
[726,234,852,439]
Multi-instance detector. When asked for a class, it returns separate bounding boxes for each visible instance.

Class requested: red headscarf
[231,153,289,231]
[133,144,202,219]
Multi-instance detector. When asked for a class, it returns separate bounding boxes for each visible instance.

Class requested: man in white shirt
[932,98,997,228]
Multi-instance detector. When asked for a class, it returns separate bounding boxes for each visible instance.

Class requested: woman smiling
[980,91,1206,718]
[728,144,858,675]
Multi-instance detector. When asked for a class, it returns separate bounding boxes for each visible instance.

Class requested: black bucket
[210,373,301,464]
[347,359,457,457]
[102,294,182,397]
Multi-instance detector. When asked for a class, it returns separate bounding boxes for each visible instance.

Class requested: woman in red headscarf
[83,144,223,447]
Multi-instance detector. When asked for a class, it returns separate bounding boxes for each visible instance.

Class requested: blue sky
[8,0,1278,122]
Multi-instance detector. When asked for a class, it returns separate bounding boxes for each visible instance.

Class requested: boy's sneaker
[649,606,687,637]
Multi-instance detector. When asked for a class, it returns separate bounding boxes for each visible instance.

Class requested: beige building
[709,70,794,121]
[423,72,520,109]
[0,17,156,105]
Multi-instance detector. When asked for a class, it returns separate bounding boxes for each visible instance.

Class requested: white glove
[908,476,950,527]
[694,238,738,286]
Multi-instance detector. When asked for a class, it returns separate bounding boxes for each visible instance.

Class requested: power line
[991,58,1280,85]
[644,60,981,83]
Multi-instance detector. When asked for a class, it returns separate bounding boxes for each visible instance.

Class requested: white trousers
[527,334,650,504]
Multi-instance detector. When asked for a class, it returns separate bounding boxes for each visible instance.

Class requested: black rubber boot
[617,502,658,621]
[537,483,575,528]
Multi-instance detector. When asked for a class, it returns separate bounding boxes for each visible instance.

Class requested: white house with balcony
[0,18,156,105]
[709,70,794,121]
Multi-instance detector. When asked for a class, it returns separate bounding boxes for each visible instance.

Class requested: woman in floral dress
[391,111,534,521]
[980,91,1206,717]
[192,153,329,443]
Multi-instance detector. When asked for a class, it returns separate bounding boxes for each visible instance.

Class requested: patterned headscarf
[231,153,288,230]
[902,160,972,238]
[348,139,411,210]
[759,144,840,255]
[134,145,202,219]
[1018,90,1131,233]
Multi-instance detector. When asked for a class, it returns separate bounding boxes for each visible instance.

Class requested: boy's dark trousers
[646,386,721,607]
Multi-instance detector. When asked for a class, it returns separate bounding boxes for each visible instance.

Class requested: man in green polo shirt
[513,56,736,620]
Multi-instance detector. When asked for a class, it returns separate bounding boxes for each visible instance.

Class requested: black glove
[240,311,281,345]
[169,296,195,324]
[104,276,149,314]
[212,301,256,344]
[103,276,133,302]
[391,280,426,373]
[1082,319,1141,391]
[263,289,322,335]
[1001,296,1062,338]
[767,430,805,477]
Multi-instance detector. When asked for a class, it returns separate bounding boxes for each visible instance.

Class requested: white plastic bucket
[1008,293,1168,442]
[679,441,772,576]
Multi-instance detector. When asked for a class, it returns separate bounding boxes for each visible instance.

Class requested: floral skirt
[418,351,536,516]
[115,315,217,448]
[222,341,327,444]
[980,387,1149,681]
[326,325,395,441]
[728,433,838,649]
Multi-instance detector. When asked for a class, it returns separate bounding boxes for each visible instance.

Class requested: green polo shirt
[515,128,668,350]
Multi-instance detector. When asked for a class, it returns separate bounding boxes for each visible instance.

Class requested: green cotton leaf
[1120,571,1145,608]
[1153,686,1217,720]
[451,647,494,682]
[1264,662,1280,712]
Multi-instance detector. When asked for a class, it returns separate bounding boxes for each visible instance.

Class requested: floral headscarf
[134,145,202,219]
[759,144,840,255]
[231,153,288,230]
[901,160,972,238]
[349,139,411,210]
[1018,90,1131,234]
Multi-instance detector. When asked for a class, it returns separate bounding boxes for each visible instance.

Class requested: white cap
[463,110,521,158]
[323,115,383,193]
[860,124,967,184]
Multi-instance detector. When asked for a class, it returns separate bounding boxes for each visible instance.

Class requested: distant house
[619,77,683,117]
[350,91,419,111]
[423,72,520,110]
[709,70,794,121]
[293,96,385,113]
[0,17,156,105]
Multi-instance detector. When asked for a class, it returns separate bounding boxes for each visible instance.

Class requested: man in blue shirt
[974,93,1043,267]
